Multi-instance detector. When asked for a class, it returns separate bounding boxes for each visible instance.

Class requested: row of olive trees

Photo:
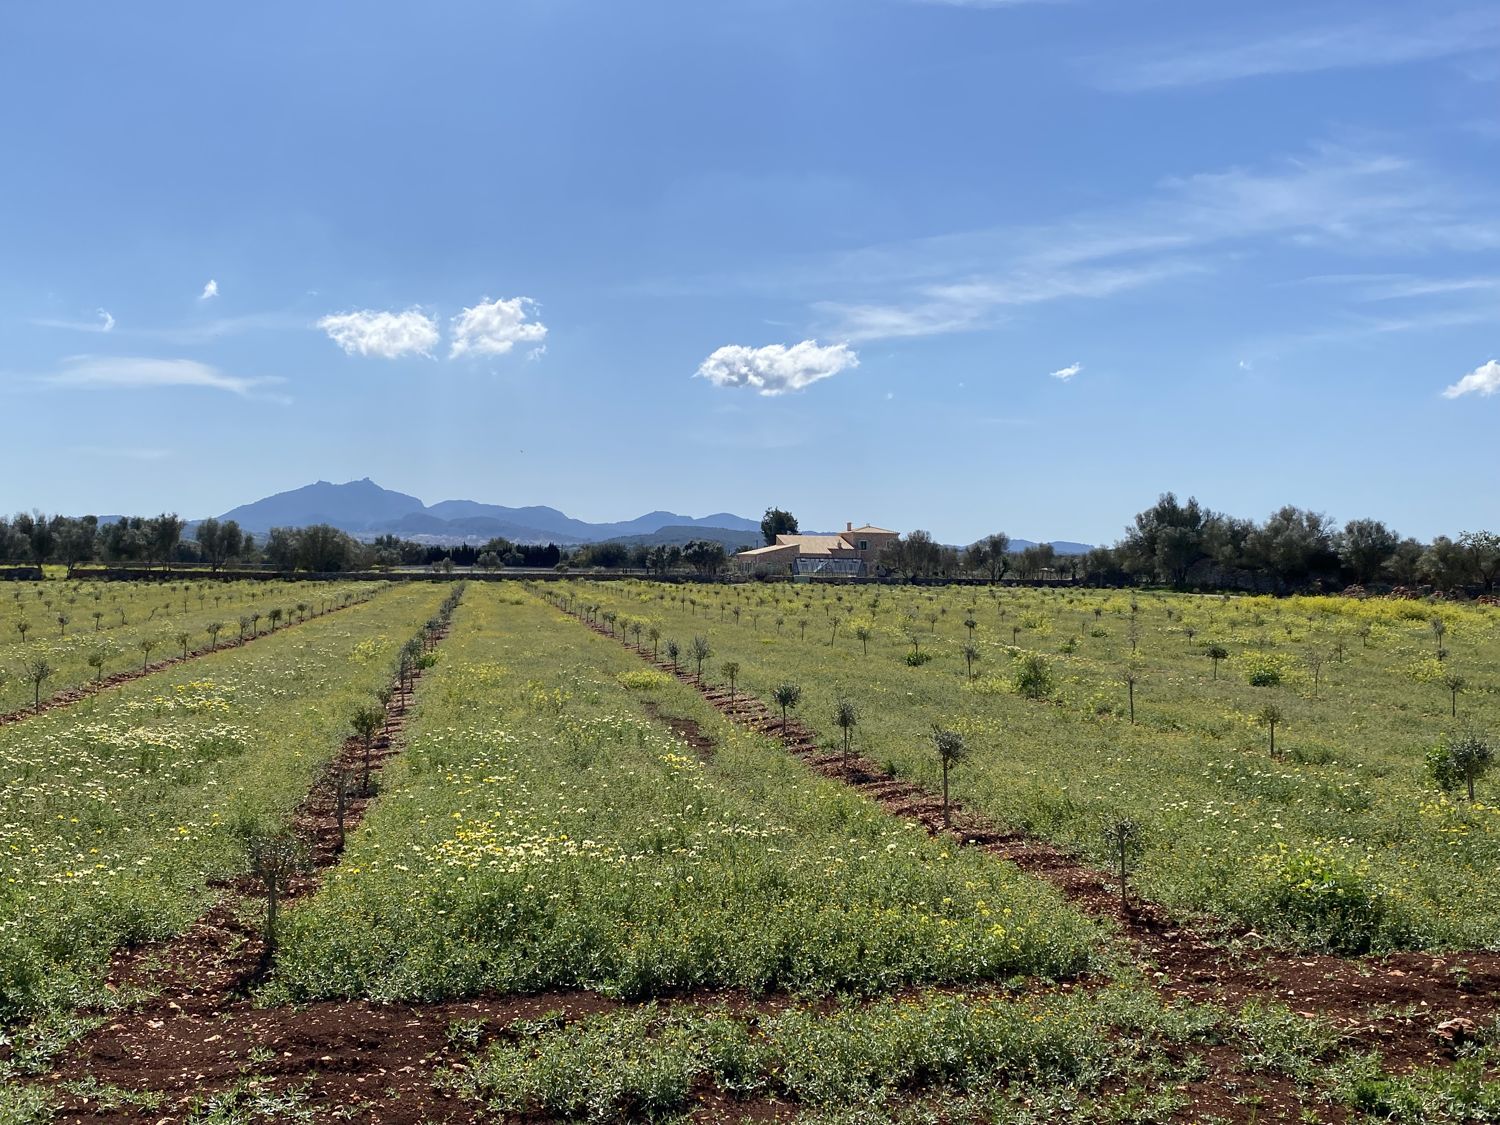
[246,583,464,976]
[3,591,373,715]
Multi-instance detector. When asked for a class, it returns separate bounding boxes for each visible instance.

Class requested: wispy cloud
[695,340,858,396]
[1049,361,1082,381]
[33,308,115,334]
[199,279,219,300]
[1442,359,1500,398]
[41,356,286,399]
[813,145,1500,342]
[449,296,547,359]
[317,308,439,358]
[1100,7,1500,90]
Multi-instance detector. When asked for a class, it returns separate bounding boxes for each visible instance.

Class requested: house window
[858,540,869,551]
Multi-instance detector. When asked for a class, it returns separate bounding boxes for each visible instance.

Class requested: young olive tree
[835,698,859,776]
[932,727,967,828]
[176,631,191,659]
[138,637,157,673]
[25,656,52,711]
[722,660,740,705]
[1100,817,1146,913]
[207,621,223,650]
[690,636,711,681]
[962,643,981,680]
[1428,732,1493,802]
[1257,703,1284,759]
[855,624,873,656]
[245,832,306,972]
[1306,651,1325,699]
[1205,644,1228,681]
[773,681,802,736]
[351,704,385,795]
[1443,673,1467,719]
[665,638,681,673]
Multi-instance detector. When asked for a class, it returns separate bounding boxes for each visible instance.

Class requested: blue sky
[2,0,1497,545]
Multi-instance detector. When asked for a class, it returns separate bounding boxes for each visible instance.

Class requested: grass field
[272,585,1096,1002]
[5,577,1500,1123]
[564,581,1500,954]
[0,580,447,1025]
[0,579,382,713]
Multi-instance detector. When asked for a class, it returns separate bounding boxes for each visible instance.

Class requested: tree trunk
[942,763,950,828]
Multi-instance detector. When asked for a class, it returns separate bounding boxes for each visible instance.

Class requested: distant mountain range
[211,478,763,547]
[196,477,1091,553]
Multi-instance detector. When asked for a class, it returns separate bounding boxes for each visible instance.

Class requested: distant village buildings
[733,522,899,578]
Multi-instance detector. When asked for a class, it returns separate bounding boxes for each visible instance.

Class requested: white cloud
[42,356,285,398]
[33,309,116,334]
[317,308,439,358]
[1238,359,1253,371]
[449,296,547,359]
[199,279,219,300]
[695,340,858,396]
[1049,362,1082,381]
[526,344,548,362]
[1101,9,1500,90]
[1443,359,1500,398]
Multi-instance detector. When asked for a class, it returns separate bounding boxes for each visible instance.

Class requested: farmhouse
[734,522,900,578]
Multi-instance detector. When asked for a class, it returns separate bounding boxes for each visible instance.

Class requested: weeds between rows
[269,585,1097,1003]
[559,580,1500,953]
[0,580,384,716]
[0,582,451,1038]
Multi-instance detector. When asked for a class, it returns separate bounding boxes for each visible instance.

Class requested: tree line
[875,494,1500,594]
[8,495,1497,593]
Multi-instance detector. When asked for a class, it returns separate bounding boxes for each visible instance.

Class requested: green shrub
[1012,652,1054,700]
[1242,652,1286,687]
[1258,843,1386,953]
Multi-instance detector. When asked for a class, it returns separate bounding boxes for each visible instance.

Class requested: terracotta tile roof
[775,534,856,556]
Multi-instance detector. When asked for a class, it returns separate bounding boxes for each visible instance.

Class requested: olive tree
[1257,703,1284,759]
[722,660,740,705]
[772,682,802,736]
[351,704,385,795]
[1205,644,1228,680]
[932,727,967,828]
[245,832,306,972]
[690,636,712,681]
[1443,673,1467,719]
[1428,732,1493,802]
[1100,817,1146,913]
[138,637,157,673]
[835,698,859,776]
[665,638,681,673]
[24,656,52,711]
